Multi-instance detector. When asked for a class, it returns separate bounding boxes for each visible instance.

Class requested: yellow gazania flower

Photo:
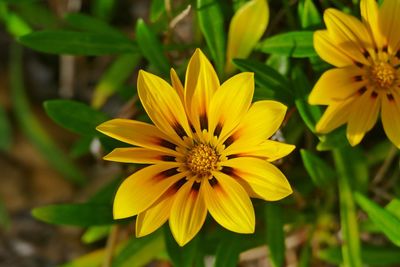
[97,49,294,246]
[310,0,400,148]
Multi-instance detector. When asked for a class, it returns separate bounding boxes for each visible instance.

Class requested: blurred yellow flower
[97,49,293,246]
[225,0,269,74]
[309,0,400,148]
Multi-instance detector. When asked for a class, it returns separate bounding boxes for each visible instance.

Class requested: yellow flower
[309,0,400,148]
[97,49,294,246]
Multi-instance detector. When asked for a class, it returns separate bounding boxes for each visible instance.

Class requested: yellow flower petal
[138,70,191,142]
[204,173,255,233]
[360,0,384,49]
[170,68,184,104]
[221,157,292,201]
[136,192,175,237]
[208,72,254,140]
[324,8,372,65]
[223,100,287,153]
[381,93,400,148]
[379,0,400,52]
[225,140,295,162]
[169,180,207,246]
[184,49,220,132]
[96,119,177,153]
[104,147,179,164]
[113,164,184,219]
[347,91,381,146]
[314,30,355,67]
[225,0,269,74]
[309,66,366,105]
[316,97,355,134]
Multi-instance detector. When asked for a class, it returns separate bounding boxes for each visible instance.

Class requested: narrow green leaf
[44,99,109,136]
[355,193,400,247]
[81,225,111,244]
[333,148,362,267]
[91,0,115,21]
[297,0,322,29]
[164,227,199,267]
[0,105,12,151]
[257,31,316,58]
[317,127,349,151]
[11,2,57,29]
[32,203,114,226]
[65,13,124,37]
[135,19,170,76]
[319,245,400,266]
[10,45,85,185]
[150,0,166,22]
[386,198,400,219]
[300,149,335,187]
[60,248,105,267]
[19,31,138,55]
[214,234,243,267]
[0,199,10,229]
[233,58,293,105]
[0,3,32,37]
[266,203,285,267]
[113,232,167,267]
[92,53,141,108]
[197,0,226,75]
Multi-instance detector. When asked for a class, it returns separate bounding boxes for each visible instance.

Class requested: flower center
[370,62,396,90]
[186,143,218,177]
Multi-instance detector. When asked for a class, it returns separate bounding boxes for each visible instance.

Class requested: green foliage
[300,149,335,187]
[0,106,12,151]
[164,228,199,267]
[19,31,138,55]
[257,31,316,58]
[266,204,285,267]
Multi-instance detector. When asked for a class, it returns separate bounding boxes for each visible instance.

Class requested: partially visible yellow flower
[97,49,294,246]
[309,0,400,148]
[225,0,269,74]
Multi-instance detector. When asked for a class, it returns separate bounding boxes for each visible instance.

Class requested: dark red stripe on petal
[173,122,187,138]
[354,75,363,82]
[227,154,239,160]
[223,135,236,148]
[371,91,378,98]
[387,93,395,101]
[354,61,364,68]
[173,178,187,191]
[157,168,180,179]
[214,122,223,137]
[209,177,218,187]
[358,87,367,95]
[221,166,234,175]
[200,113,208,130]
[362,50,370,59]
[161,155,176,162]
[159,139,177,150]
[383,45,388,53]
[191,181,201,191]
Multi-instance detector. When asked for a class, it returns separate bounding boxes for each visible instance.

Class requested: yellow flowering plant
[1,0,399,266]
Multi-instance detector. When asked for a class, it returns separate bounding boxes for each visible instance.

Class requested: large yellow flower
[97,49,294,246]
[309,0,400,148]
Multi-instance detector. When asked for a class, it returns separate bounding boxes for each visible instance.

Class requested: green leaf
[164,227,199,267]
[32,203,114,226]
[44,99,109,136]
[0,199,10,229]
[81,225,111,244]
[65,13,124,37]
[297,0,321,29]
[319,245,400,266]
[266,204,285,267]
[19,30,138,55]
[233,58,293,105]
[317,127,349,151]
[355,193,400,247]
[150,0,166,22]
[0,105,12,151]
[113,232,167,267]
[92,53,141,108]
[333,148,362,267]
[257,31,316,58]
[0,3,32,37]
[214,234,243,267]
[300,149,335,187]
[386,198,400,219]
[135,19,170,76]
[197,0,226,75]
[10,45,85,185]
[11,2,57,29]
[91,0,115,21]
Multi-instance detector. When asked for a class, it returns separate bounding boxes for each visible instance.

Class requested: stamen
[185,143,218,177]
[369,61,396,90]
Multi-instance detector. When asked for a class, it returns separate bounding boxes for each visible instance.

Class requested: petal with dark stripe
[104,147,178,164]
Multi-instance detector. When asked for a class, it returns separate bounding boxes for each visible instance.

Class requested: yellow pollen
[186,143,218,177]
[370,62,396,90]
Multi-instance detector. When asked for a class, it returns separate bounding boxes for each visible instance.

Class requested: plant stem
[102,225,119,267]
